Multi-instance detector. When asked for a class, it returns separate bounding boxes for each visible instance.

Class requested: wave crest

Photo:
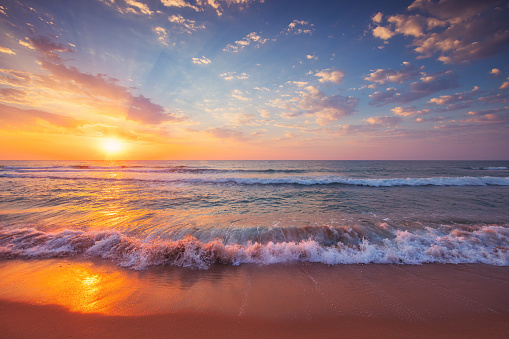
[1,226,507,269]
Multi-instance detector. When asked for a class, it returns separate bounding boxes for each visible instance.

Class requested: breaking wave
[0,225,507,269]
[1,173,509,187]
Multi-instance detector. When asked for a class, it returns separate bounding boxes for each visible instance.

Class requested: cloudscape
[0,0,508,160]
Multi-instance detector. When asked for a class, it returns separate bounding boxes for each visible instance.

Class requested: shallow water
[1,160,508,268]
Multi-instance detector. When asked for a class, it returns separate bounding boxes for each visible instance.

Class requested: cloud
[314,69,344,84]
[22,35,74,61]
[500,77,509,90]
[294,86,359,125]
[168,14,205,33]
[99,0,153,16]
[490,68,501,76]
[161,0,200,11]
[0,46,15,55]
[231,89,250,101]
[478,92,509,104]
[365,62,420,85]
[0,102,85,130]
[391,106,430,116]
[285,20,314,35]
[1,35,185,126]
[466,107,509,123]
[428,86,479,108]
[192,56,211,64]
[206,126,245,141]
[372,26,396,40]
[365,115,403,126]
[371,0,509,63]
[369,70,458,106]
[372,12,383,24]
[223,32,268,52]
[153,27,171,46]
[306,54,318,60]
[220,72,248,80]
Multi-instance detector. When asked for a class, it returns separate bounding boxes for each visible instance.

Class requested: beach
[1,160,508,337]
[0,260,508,338]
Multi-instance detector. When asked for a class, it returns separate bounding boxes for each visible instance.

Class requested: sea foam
[1,225,507,269]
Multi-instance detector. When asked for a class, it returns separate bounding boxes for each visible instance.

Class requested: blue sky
[0,0,508,159]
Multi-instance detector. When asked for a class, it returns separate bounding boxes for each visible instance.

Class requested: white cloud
[161,0,200,11]
[285,20,314,35]
[372,26,395,40]
[232,89,250,101]
[314,69,345,84]
[220,72,248,80]
[223,32,268,52]
[192,56,211,64]
[153,27,171,46]
[168,14,205,33]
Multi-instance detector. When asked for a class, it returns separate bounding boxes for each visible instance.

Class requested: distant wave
[0,225,507,269]
[1,173,509,187]
[471,167,508,170]
[0,165,307,174]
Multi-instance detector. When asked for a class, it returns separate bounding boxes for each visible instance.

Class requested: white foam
[0,225,507,269]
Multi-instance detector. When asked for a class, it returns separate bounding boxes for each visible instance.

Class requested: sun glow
[102,138,124,154]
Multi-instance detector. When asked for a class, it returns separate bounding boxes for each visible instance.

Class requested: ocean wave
[0,165,307,174]
[1,173,509,187]
[471,167,508,170]
[0,226,507,269]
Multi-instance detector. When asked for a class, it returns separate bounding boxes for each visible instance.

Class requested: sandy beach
[0,260,508,338]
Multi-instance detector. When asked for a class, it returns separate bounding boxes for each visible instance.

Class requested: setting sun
[102,138,124,154]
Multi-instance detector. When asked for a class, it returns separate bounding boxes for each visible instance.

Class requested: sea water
[0,160,508,269]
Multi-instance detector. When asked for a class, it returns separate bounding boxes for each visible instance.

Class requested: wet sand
[0,260,508,338]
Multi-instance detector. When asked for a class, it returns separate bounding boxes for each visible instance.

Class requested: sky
[0,0,508,160]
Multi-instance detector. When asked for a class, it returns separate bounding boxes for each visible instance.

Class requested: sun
[102,138,124,154]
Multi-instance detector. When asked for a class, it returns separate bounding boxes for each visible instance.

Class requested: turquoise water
[1,160,508,268]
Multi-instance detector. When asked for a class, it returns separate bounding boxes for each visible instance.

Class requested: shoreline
[0,261,508,338]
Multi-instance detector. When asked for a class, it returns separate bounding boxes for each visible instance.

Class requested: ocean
[1,160,508,269]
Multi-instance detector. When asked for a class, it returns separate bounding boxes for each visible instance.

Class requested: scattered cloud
[365,62,420,85]
[0,102,86,130]
[369,70,457,106]
[223,32,268,52]
[314,68,344,84]
[371,0,509,63]
[192,56,211,64]
[99,0,153,16]
[294,86,359,125]
[153,27,171,46]
[500,77,509,90]
[428,86,479,111]
[168,14,205,33]
[231,89,250,101]
[372,26,395,40]
[365,115,403,126]
[391,106,430,116]
[0,46,15,55]
[161,0,200,11]
[220,72,248,80]
[306,54,318,60]
[490,68,501,76]
[206,126,245,141]
[285,20,314,35]
[372,12,383,24]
